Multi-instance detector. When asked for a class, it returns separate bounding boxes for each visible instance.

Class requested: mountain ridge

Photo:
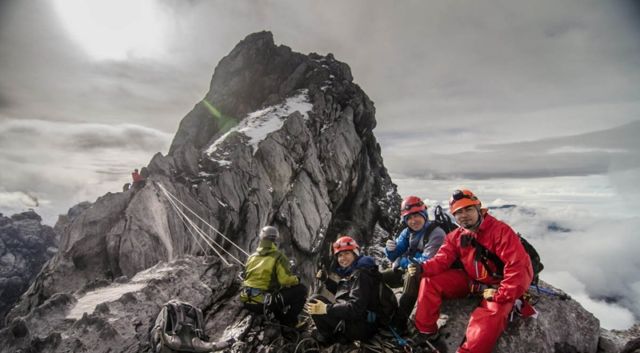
[0,31,635,353]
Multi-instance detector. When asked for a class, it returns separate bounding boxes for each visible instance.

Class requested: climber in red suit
[132,169,143,183]
[413,189,533,353]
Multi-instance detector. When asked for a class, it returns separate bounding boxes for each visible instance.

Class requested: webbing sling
[461,235,505,279]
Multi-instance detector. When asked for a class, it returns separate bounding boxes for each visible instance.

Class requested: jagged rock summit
[0,210,57,327]
[0,31,626,352]
[2,31,399,352]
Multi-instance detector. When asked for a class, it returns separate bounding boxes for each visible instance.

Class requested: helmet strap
[471,207,483,230]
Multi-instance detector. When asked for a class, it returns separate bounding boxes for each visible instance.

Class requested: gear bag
[151,300,234,353]
[432,205,459,234]
[370,272,399,328]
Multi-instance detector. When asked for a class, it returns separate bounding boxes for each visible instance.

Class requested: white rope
[175,204,208,255]
[161,185,232,266]
[158,183,245,264]
[157,183,250,257]
[157,182,246,266]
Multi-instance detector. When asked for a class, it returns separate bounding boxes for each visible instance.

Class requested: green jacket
[240,240,299,303]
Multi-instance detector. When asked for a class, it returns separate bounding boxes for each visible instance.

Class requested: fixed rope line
[161,185,233,266]
[160,183,246,266]
[164,186,244,266]
[176,207,208,256]
[161,184,244,266]
[157,183,246,265]
[157,183,250,257]
[163,185,250,258]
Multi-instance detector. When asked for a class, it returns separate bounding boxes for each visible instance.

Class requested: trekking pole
[424,340,440,353]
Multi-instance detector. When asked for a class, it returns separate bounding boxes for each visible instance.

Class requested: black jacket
[326,256,379,320]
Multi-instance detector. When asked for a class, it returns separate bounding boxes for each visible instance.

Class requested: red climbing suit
[132,170,143,183]
[415,211,533,353]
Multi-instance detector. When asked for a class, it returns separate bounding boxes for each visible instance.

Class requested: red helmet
[332,235,360,256]
[449,189,481,214]
[400,196,427,217]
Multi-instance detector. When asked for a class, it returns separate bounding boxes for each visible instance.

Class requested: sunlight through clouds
[51,0,168,61]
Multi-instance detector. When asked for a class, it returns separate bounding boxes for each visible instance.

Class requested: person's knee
[294,283,308,296]
[309,294,331,304]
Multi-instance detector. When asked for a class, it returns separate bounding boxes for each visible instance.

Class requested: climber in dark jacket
[306,235,379,344]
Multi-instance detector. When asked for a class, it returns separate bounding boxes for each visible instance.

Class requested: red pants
[414,269,514,353]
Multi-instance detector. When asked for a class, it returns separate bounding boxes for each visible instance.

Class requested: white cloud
[0,118,171,224]
[543,271,635,330]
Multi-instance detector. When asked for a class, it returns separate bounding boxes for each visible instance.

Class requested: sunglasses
[334,241,354,248]
[451,190,477,202]
[402,201,424,211]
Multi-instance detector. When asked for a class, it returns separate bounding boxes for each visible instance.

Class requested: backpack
[375,280,399,327]
[432,205,459,234]
[151,300,234,353]
[463,233,544,286]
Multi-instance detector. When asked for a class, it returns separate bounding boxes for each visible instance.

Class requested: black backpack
[462,233,544,286]
[375,280,399,327]
[151,300,234,353]
[431,205,459,234]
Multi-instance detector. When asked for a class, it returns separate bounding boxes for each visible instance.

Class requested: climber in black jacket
[305,235,379,344]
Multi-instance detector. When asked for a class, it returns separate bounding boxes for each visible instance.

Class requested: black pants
[380,268,420,332]
[244,283,307,326]
[309,295,377,344]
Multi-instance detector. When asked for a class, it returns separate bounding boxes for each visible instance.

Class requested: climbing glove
[482,288,497,301]
[407,263,422,277]
[315,269,327,282]
[385,239,397,252]
[305,299,328,315]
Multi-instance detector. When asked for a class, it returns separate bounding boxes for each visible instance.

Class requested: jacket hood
[335,255,377,277]
[256,239,278,256]
[355,255,377,270]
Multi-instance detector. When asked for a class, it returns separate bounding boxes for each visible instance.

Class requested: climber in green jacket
[240,226,307,327]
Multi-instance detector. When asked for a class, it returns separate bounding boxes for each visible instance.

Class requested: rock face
[0,31,627,352]
[0,256,239,353]
[437,282,600,353]
[0,210,57,327]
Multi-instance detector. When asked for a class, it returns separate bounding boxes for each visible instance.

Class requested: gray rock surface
[1,31,634,352]
[0,256,239,353]
[0,210,57,327]
[434,282,600,353]
[599,325,640,353]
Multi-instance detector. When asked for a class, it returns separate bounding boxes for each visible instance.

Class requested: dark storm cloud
[479,121,640,153]
[0,119,172,152]
[386,122,640,179]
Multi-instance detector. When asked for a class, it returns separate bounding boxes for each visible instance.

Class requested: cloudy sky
[1,0,639,329]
